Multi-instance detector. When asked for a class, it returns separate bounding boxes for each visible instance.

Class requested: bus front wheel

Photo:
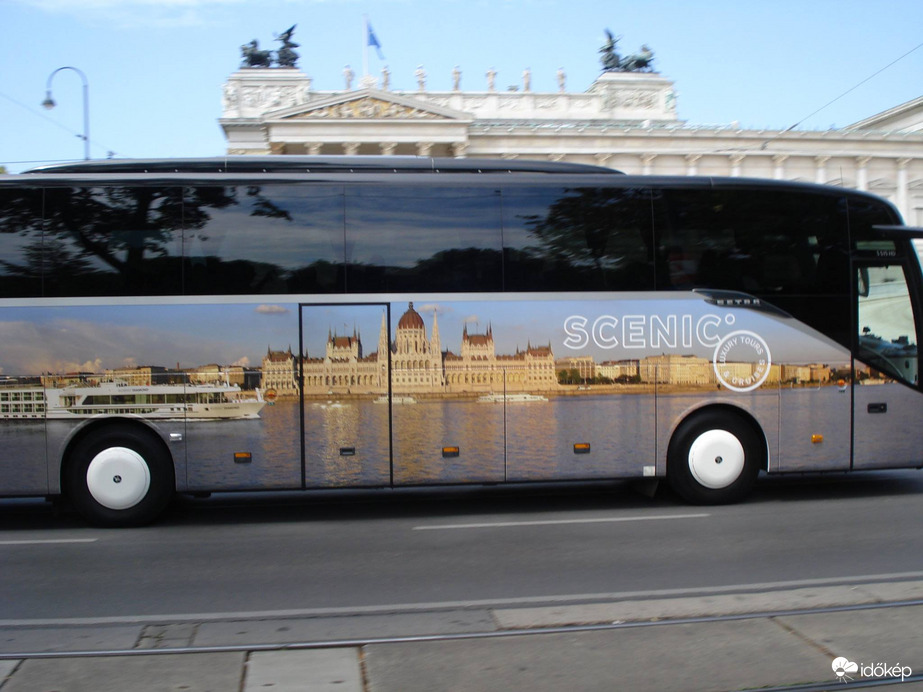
[65,425,175,527]
[667,411,762,504]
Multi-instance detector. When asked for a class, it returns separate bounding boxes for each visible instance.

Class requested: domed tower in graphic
[388,302,444,393]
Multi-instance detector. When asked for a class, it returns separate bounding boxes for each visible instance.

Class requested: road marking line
[0,538,98,545]
[413,513,710,531]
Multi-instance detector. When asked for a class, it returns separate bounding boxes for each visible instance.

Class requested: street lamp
[42,66,90,160]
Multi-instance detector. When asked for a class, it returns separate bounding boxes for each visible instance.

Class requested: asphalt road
[1,470,922,625]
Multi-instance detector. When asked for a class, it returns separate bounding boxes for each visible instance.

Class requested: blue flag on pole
[367,21,384,60]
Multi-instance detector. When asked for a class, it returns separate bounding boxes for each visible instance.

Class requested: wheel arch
[60,418,177,491]
[666,403,769,474]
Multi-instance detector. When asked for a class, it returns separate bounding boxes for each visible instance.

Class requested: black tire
[64,425,175,527]
[667,410,763,505]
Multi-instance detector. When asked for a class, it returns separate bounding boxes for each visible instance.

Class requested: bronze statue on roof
[275,25,300,68]
[239,26,300,69]
[599,29,655,73]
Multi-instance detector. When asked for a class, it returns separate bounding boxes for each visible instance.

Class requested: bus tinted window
[345,186,502,293]
[502,186,656,291]
[0,187,44,297]
[183,185,345,295]
[657,188,849,295]
[42,186,184,296]
[658,187,853,347]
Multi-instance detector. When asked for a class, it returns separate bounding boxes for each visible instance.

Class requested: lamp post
[42,66,90,160]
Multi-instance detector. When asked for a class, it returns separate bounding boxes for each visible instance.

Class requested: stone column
[416,142,433,157]
[685,154,701,176]
[452,142,469,158]
[897,158,911,221]
[343,142,360,155]
[772,154,789,180]
[729,154,745,177]
[856,156,872,191]
[640,154,657,175]
[379,142,397,156]
[595,153,612,168]
[814,156,830,185]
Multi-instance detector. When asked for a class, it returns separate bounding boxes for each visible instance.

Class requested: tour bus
[0,156,920,526]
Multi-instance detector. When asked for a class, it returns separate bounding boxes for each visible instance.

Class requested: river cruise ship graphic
[0,381,265,420]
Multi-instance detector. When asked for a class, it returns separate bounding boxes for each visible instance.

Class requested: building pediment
[848,95,923,134]
[268,89,473,122]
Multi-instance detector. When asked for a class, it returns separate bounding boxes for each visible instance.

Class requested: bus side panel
[0,301,302,495]
[0,419,47,495]
[853,382,923,469]
[777,372,851,472]
[506,389,656,481]
[184,302,303,492]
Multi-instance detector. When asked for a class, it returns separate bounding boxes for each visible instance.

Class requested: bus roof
[24,156,623,176]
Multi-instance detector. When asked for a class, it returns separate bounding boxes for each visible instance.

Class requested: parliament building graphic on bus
[262,301,842,402]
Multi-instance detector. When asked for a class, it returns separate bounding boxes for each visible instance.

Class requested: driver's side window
[856,264,919,385]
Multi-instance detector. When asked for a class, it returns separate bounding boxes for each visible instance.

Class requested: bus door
[300,304,391,488]
[853,261,922,469]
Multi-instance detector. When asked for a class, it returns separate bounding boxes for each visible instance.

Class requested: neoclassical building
[221,60,923,224]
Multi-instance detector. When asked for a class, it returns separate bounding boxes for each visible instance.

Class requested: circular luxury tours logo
[712,329,772,392]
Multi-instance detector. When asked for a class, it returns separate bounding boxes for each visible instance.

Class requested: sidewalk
[1,580,921,691]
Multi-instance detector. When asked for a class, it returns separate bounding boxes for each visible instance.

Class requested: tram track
[1,596,921,661]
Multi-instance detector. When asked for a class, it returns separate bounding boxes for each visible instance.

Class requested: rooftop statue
[275,25,300,68]
[599,30,622,71]
[239,26,300,68]
[599,29,655,73]
[622,45,654,72]
[240,39,272,68]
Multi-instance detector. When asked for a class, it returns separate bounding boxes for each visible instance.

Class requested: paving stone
[244,649,363,692]
[0,652,245,692]
[364,617,831,692]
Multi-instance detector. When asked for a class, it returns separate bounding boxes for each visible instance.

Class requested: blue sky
[2,0,922,173]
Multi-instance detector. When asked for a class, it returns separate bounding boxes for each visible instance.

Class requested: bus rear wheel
[667,410,762,505]
[65,425,175,527]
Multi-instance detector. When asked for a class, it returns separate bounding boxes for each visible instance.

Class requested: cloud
[255,304,290,315]
[55,358,104,373]
[417,303,454,318]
